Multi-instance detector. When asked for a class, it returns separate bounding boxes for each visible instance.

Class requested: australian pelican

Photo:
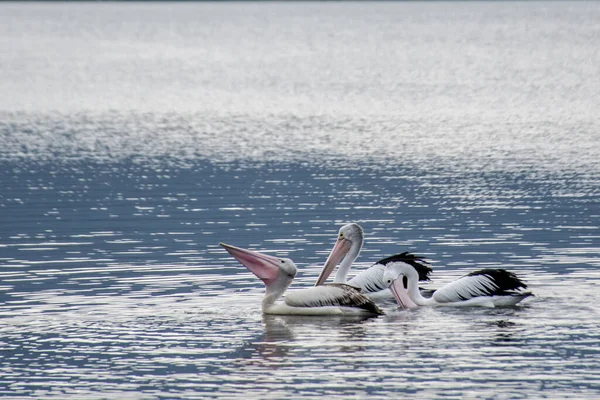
[383,262,533,308]
[220,242,383,316]
[314,223,432,298]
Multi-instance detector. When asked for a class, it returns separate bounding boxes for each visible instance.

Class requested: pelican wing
[374,252,432,281]
[433,269,528,303]
[285,284,383,315]
[349,253,432,294]
[347,264,387,293]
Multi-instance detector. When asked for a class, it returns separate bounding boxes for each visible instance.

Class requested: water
[1,1,600,398]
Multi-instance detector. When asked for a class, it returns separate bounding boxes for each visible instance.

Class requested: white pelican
[383,262,533,308]
[314,223,432,299]
[220,242,383,316]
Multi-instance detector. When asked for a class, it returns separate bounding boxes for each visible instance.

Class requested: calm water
[1,2,600,398]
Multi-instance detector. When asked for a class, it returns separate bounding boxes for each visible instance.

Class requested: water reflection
[235,314,375,371]
[235,316,295,368]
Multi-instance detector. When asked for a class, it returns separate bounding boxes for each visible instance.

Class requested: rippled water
[1,2,600,399]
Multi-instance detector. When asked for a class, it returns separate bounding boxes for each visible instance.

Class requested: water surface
[1,2,600,398]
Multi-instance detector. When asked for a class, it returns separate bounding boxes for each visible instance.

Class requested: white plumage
[285,284,382,314]
[221,242,383,316]
[432,274,501,303]
[347,264,388,293]
[383,263,533,308]
[315,223,432,299]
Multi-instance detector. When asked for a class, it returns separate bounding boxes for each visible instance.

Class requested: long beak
[389,276,418,309]
[314,238,352,286]
[220,242,280,285]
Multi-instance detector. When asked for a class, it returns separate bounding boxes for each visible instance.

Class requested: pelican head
[315,223,364,286]
[383,262,419,309]
[220,243,296,291]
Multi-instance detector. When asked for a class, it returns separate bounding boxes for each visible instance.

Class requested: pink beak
[389,276,418,309]
[314,237,352,286]
[220,242,281,286]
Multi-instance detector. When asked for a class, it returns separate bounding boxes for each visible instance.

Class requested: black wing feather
[466,269,528,293]
[375,252,433,281]
[285,284,384,315]
[433,268,529,303]
[326,284,384,315]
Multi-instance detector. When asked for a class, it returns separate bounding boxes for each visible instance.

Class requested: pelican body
[315,223,432,299]
[383,262,533,308]
[220,243,383,316]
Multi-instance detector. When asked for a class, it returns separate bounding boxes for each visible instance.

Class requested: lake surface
[1,1,600,398]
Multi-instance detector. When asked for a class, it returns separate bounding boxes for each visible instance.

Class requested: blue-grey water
[1,2,600,398]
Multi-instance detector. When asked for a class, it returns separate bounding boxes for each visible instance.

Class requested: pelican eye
[386,279,392,285]
[280,259,285,264]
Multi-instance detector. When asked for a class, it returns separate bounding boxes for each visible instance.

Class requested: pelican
[383,262,533,308]
[220,242,383,316]
[314,223,432,298]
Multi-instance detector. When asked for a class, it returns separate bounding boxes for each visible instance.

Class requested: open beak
[389,276,418,309]
[220,242,280,285]
[314,237,352,286]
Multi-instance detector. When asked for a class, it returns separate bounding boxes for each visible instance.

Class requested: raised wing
[285,284,383,315]
[348,252,432,294]
[433,269,528,303]
[347,264,387,293]
[374,252,433,281]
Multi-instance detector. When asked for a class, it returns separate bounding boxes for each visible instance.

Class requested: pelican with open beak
[220,242,383,316]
